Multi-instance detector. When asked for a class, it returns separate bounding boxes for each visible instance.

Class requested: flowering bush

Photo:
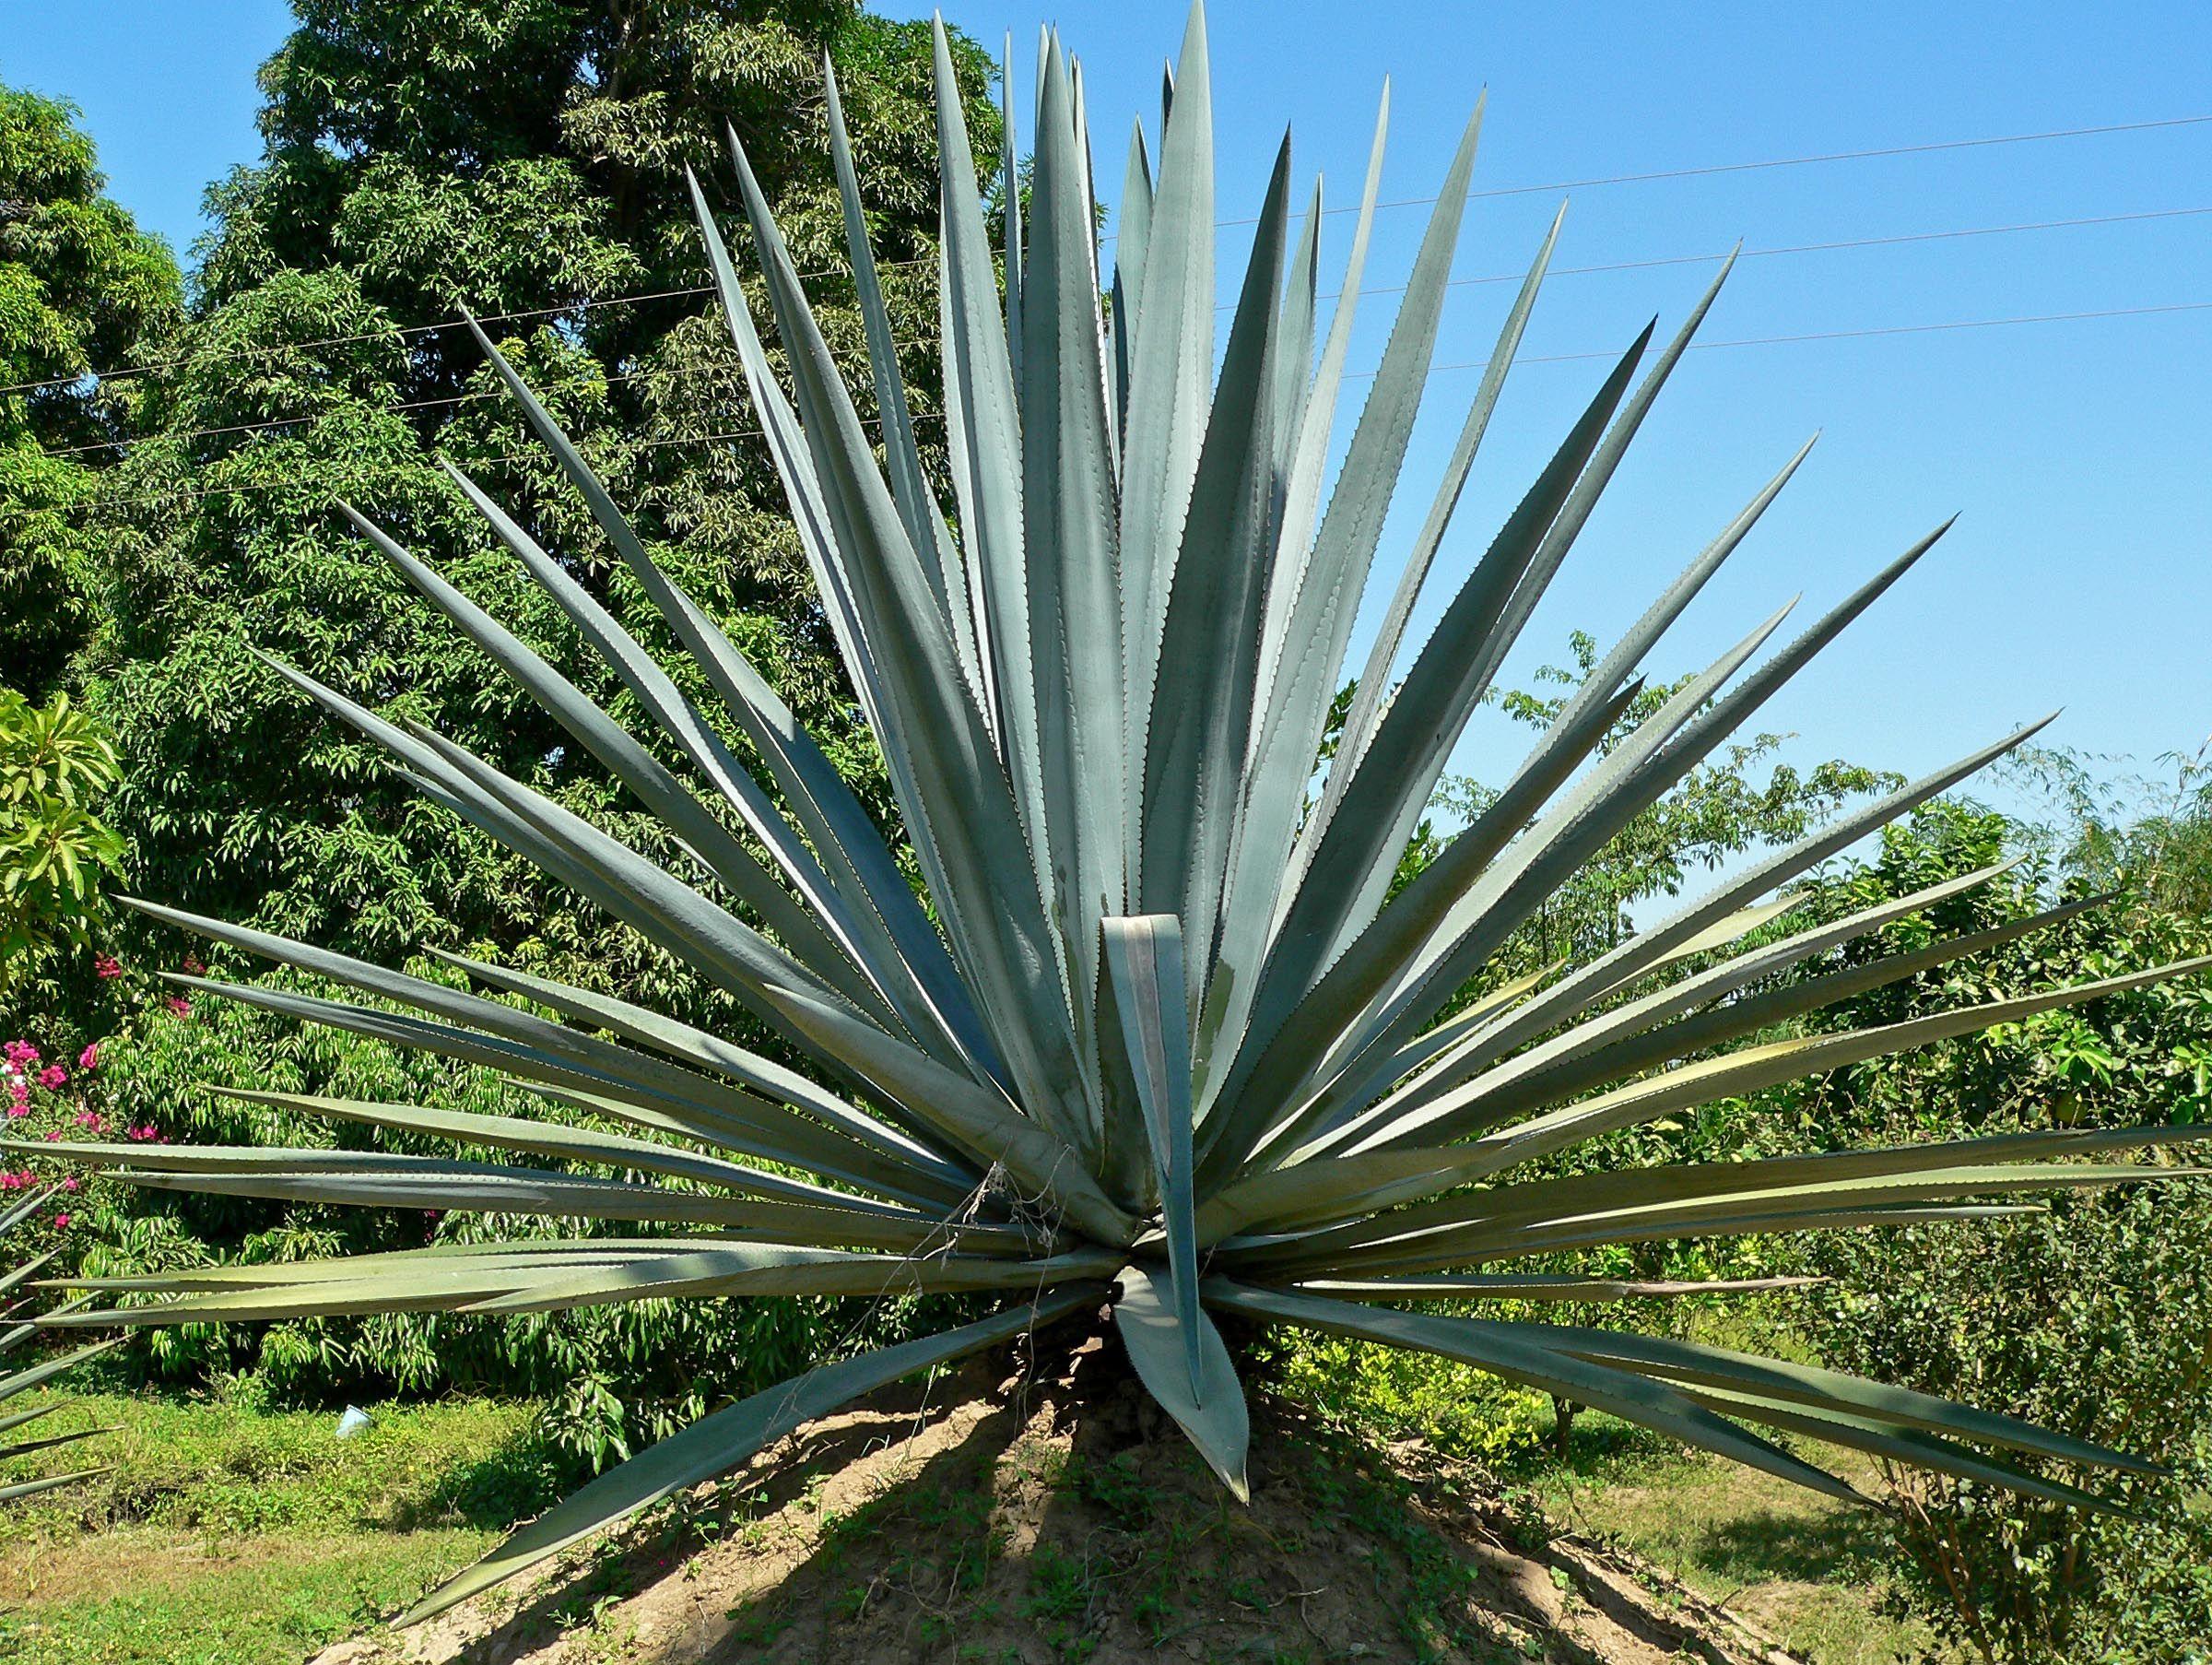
[0,1023,159,1237]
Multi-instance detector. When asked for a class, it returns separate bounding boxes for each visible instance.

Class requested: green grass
[1270,1305,1959,1665]
[0,1387,576,1665]
[1499,1407,1956,1665]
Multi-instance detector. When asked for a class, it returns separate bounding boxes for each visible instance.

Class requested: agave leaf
[1251,84,1388,725]
[199,1089,964,1216]
[759,983,1138,1247]
[1375,957,2212,1164]
[249,655,867,1069]
[436,464,981,1076]
[1559,892,2117,1104]
[1138,132,1292,992]
[0,1426,117,1465]
[1117,3,1215,870]
[55,1247,1117,1326]
[1255,99,1488,922]
[1321,205,1565,810]
[338,504,891,1026]
[1284,531,1969,1152]
[1469,253,1742,714]
[1347,860,2024,1149]
[416,951,971,1193]
[1427,1164,2185,1267]
[1377,962,1565,1092]
[1099,917,1201,1392]
[1114,1263,1249,1497]
[462,1246,1121,1317]
[0,1187,56,1237]
[0,1470,105,1504]
[1241,673,1654,1167]
[1547,434,1818,747]
[931,20,1043,879]
[1026,33,1130,1071]
[1000,32,1023,388]
[1109,116,1154,443]
[0,1340,119,1406]
[822,57,968,654]
[401,1285,1103,1624]
[726,120,1096,1157]
[0,1250,54,1304]
[1294,1274,1820,1303]
[95,1162,997,1254]
[681,179,883,727]
[124,895,957,1189]
[1206,1279,1861,1503]
[1328,1125,2206,1250]
[1270,178,1323,486]
[1412,717,2063,1110]
[1204,329,1652,1165]
[1534,1324,2158,1474]
[1670,1381,2124,1514]
[156,965,936,1206]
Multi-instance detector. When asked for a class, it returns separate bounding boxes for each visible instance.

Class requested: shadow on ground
[309,1316,1806,1665]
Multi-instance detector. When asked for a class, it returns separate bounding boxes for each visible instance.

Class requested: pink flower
[127,1124,159,1141]
[36,1065,65,1091]
[6,1084,27,1118]
[52,1213,68,1230]
[60,1177,78,1192]
[73,1111,102,1133]
[166,996,191,1019]
[94,952,122,980]
[181,955,205,976]
[77,1044,98,1072]
[41,1130,61,1142]
[3,1041,36,1069]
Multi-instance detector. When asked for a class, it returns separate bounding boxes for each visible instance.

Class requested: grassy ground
[1500,1409,1956,1665]
[0,1389,577,1665]
[0,1378,1952,1665]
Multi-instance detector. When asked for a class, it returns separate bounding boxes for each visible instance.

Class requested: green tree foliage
[0,88,182,694]
[1771,795,2212,1664]
[84,0,997,971]
[0,688,125,1019]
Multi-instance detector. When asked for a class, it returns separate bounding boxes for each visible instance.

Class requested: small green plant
[34,3,2211,1631]
[0,688,124,992]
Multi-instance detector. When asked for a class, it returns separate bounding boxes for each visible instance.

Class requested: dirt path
[312,1340,1809,1665]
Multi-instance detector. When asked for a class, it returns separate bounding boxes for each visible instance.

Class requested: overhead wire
[6,107,2206,400]
[29,203,2212,463]
[64,296,2212,516]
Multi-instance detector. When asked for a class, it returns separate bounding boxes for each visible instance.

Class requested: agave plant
[28,3,2206,1623]
[0,1187,113,1502]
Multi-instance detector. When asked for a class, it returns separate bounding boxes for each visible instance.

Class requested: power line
[8,110,2206,402]
[34,203,2212,463]
[66,296,2212,516]
[1401,298,2212,379]
[1327,204,2212,304]
[1188,112,2212,237]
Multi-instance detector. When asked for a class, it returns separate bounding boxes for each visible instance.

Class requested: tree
[83,0,998,984]
[1771,794,2212,1663]
[0,87,181,696]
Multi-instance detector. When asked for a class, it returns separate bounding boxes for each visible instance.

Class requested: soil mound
[314,1338,1806,1665]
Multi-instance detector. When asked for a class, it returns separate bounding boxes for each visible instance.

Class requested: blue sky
[5,0,2208,821]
